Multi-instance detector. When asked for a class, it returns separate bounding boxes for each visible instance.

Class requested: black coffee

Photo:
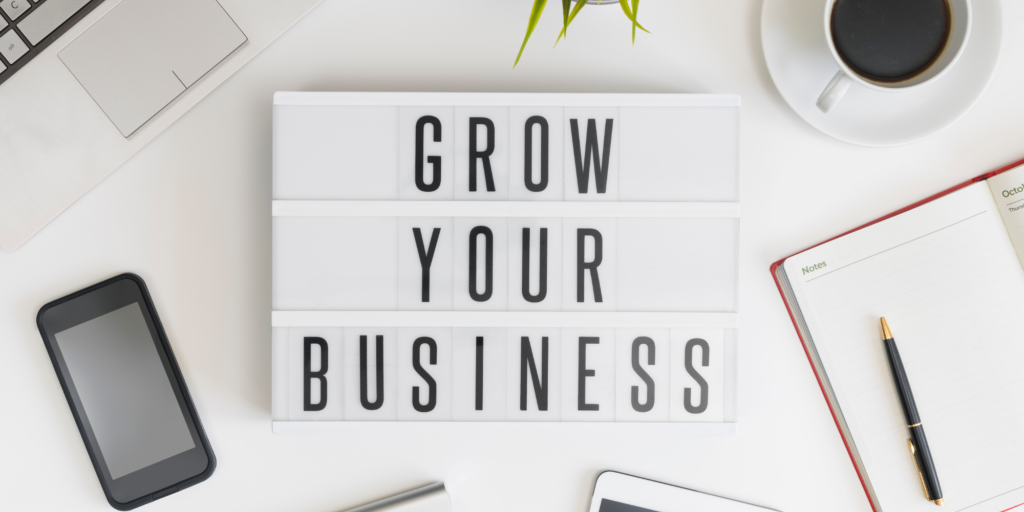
[831,0,951,83]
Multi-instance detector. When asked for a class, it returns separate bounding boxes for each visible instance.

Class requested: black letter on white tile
[524,116,548,192]
[631,337,655,412]
[576,228,603,302]
[303,337,328,411]
[469,226,494,301]
[360,335,385,410]
[413,227,441,302]
[684,338,710,414]
[415,115,442,192]
[475,336,484,410]
[412,337,438,412]
[577,337,599,411]
[570,119,613,194]
[469,117,496,192]
[522,227,548,303]
[520,336,549,411]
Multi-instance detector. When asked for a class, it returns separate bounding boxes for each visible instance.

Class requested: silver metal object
[344,483,452,512]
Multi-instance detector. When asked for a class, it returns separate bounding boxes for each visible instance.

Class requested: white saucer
[761,0,1002,147]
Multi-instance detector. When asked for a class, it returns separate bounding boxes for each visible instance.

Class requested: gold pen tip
[935,499,944,506]
[881,317,893,340]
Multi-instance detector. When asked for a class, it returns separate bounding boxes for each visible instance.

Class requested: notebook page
[784,182,1024,512]
[986,164,1024,267]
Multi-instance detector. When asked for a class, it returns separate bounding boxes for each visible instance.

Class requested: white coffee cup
[816,0,972,113]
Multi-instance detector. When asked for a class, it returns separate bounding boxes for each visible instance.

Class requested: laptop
[0,0,323,252]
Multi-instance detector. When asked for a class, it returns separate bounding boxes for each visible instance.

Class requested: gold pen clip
[909,439,943,506]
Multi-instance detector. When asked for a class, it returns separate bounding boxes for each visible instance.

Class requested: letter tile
[397,328,453,421]
[507,218,563,311]
[455,107,509,200]
[274,106,398,200]
[670,328,724,422]
[614,328,670,422]
[344,328,399,421]
[560,328,616,422]
[506,328,561,421]
[399,107,454,200]
[561,218,616,311]
[452,328,507,421]
[398,217,454,310]
[509,107,564,201]
[617,218,738,312]
[288,327,344,420]
[618,107,738,202]
[272,327,289,421]
[453,218,508,310]
[563,107,619,201]
[272,217,398,310]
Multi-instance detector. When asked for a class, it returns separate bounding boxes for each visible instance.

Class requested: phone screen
[54,302,195,480]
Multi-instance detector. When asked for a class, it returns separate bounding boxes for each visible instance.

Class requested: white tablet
[588,472,779,512]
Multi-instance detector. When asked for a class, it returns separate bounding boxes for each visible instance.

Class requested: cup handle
[816,70,852,113]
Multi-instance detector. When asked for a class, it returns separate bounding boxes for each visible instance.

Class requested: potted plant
[515,0,648,67]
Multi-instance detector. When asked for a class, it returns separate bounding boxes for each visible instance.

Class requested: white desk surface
[2,1,1023,511]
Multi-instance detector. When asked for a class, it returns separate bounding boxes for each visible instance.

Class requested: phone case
[36,273,216,510]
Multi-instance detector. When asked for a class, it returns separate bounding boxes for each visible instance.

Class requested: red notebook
[772,157,1024,512]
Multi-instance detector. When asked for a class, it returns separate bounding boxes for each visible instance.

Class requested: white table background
[3,1,1023,511]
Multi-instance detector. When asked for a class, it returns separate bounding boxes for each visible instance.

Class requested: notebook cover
[769,156,1024,512]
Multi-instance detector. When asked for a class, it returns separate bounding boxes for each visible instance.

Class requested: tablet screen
[599,499,659,512]
[590,472,777,512]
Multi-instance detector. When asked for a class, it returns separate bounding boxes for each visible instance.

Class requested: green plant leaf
[554,0,587,46]
[618,0,650,34]
[631,0,639,43]
[562,0,570,31]
[515,0,549,68]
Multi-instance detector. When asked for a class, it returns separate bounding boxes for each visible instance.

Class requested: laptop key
[0,0,31,21]
[19,0,89,46]
[0,0,103,89]
[0,29,29,63]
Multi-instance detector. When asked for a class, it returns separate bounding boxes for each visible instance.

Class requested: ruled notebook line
[806,211,986,282]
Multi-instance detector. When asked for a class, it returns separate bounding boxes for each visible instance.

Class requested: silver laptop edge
[0,0,323,252]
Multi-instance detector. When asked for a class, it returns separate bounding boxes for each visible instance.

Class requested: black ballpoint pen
[881,318,944,507]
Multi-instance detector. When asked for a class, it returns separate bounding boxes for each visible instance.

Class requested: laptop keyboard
[0,0,106,87]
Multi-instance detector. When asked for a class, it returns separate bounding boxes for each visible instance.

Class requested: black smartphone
[36,273,215,510]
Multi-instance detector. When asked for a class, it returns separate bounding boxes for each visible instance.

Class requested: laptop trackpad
[59,0,246,137]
